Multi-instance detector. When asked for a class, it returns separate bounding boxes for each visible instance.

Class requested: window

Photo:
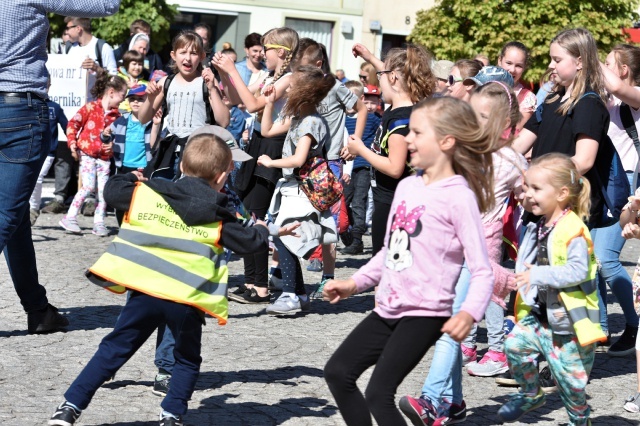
[285,18,334,60]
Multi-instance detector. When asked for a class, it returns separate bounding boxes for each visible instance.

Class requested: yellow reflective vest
[88,183,229,325]
[515,212,606,346]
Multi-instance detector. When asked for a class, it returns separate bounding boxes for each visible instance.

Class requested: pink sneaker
[466,350,509,377]
[460,344,477,365]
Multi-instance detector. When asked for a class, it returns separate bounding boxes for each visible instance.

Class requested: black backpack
[143,74,216,179]
[65,39,107,68]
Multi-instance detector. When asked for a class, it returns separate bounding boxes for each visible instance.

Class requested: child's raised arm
[202,67,230,128]
[601,62,640,109]
[138,77,165,125]
[257,85,291,137]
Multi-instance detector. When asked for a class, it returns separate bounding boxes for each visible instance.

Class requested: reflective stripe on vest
[515,211,606,346]
[88,183,229,324]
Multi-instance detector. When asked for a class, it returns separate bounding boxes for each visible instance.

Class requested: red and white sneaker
[399,394,437,426]
[433,400,467,426]
[460,344,477,365]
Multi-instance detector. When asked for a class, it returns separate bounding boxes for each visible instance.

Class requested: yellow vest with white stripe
[515,212,606,346]
[88,183,229,325]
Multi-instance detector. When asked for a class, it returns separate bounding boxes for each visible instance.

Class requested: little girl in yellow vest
[499,153,607,426]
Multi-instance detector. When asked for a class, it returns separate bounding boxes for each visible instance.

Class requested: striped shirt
[0,1,120,98]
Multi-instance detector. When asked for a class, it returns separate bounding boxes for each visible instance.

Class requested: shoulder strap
[620,103,640,192]
[95,38,106,69]
[64,41,73,54]
[388,118,410,132]
[202,79,214,125]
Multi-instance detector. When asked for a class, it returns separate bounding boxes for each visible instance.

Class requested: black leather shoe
[27,304,69,334]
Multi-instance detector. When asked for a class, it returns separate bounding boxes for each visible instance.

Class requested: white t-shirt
[608,89,640,172]
[66,36,117,76]
[165,76,208,138]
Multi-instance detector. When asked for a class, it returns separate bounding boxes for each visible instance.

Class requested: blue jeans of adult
[593,171,640,331]
[420,263,471,408]
[65,292,203,416]
[0,93,51,313]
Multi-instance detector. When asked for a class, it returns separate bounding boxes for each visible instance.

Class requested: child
[399,81,527,426]
[118,49,149,111]
[138,30,229,179]
[498,153,606,425]
[497,41,537,129]
[323,97,495,426]
[342,82,382,255]
[59,71,127,237]
[102,84,162,225]
[256,65,337,315]
[29,76,68,225]
[212,27,298,304]
[346,43,435,255]
[48,135,270,426]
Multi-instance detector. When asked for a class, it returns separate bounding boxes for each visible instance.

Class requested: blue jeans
[65,292,203,416]
[343,166,371,240]
[155,323,175,375]
[0,93,51,312]
[420,264,470,407]
[593,171,640,331]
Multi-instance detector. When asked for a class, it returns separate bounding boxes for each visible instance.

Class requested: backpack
[143,74,216,180]
[536,92,629,227]
[65,39,106,68]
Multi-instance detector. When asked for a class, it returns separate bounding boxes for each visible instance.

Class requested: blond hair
[530,153,591,221]
[547,28,607,115]
[182,135,232,183]
[472,82,522,147]
[413,97,496,213]
[345,80,364,97]
[262,27,299,83]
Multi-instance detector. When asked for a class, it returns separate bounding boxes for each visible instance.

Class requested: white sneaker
[92,222,109,237]
[266,294,302,316]
[59,217,81,234]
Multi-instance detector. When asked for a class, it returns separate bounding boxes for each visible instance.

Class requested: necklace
[537,208,570,242]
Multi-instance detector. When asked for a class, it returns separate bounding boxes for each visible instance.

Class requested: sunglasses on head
[448,75,463,85]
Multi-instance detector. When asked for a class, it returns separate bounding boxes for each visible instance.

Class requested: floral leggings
[504,314,596,426]
[67,154,110,222]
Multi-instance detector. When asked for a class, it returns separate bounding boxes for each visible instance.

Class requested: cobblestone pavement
[1,181,640,425]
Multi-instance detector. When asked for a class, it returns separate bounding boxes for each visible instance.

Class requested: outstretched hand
[322,279,357,304]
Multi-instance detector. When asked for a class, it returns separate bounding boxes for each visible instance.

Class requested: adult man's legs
[0,93,68,332]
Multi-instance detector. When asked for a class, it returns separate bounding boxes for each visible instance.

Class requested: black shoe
[341,240,364,255]
[159,413,183,426]
[229,284,248,297]
[49,401,81,425]
[609,326,638,357]
[233,288,270,304]
[41,200,67,214]
[82,199,96,217]
[495,370,518,386]
[339,229,353,247]
[153,374,171,397]
[539,366,557,393]
[27,304,69,334]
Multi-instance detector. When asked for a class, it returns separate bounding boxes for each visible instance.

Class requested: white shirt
[608,89,640,172]
[67,35,117,75]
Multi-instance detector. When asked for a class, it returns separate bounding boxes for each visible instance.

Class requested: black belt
[0,92,45,100]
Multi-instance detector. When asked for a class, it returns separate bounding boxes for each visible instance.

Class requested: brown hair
[413,97,496,213]
[64,17,91,32]
[345,80,364,97]
[454,59,483,81]
[170,31,205,74]
[282,66,336,117]
[130,19,151,35]
[384,44,435,103]
[123,50,144,71]
[499,41,530,67]
[293,38,331,74]
[90,69,127,99]
[182,134,232,182]
[530,153,591,221]
[547,28,607,115]
[472,82,522,145]
[261,27,299,83]
[610,44,640,87]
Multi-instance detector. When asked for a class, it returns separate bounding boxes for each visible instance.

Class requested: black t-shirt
[524,90,613,226]
[370,105,413,204]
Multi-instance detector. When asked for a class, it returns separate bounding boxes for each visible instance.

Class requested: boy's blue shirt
[346,112,382,170]
[46,100,68,154]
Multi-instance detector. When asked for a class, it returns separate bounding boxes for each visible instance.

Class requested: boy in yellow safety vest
[49,134,275,426]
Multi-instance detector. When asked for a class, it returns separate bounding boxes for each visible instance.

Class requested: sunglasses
[66,24,78,30]
[448,75,463,85]
[128,96,146,103]
[376,70,392,78]
[359,74,368,81]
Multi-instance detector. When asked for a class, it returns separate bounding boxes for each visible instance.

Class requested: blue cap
[463,66,514,87]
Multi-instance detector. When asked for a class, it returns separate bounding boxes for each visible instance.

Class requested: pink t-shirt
[483,147,528,224]
[352,174,494,321]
